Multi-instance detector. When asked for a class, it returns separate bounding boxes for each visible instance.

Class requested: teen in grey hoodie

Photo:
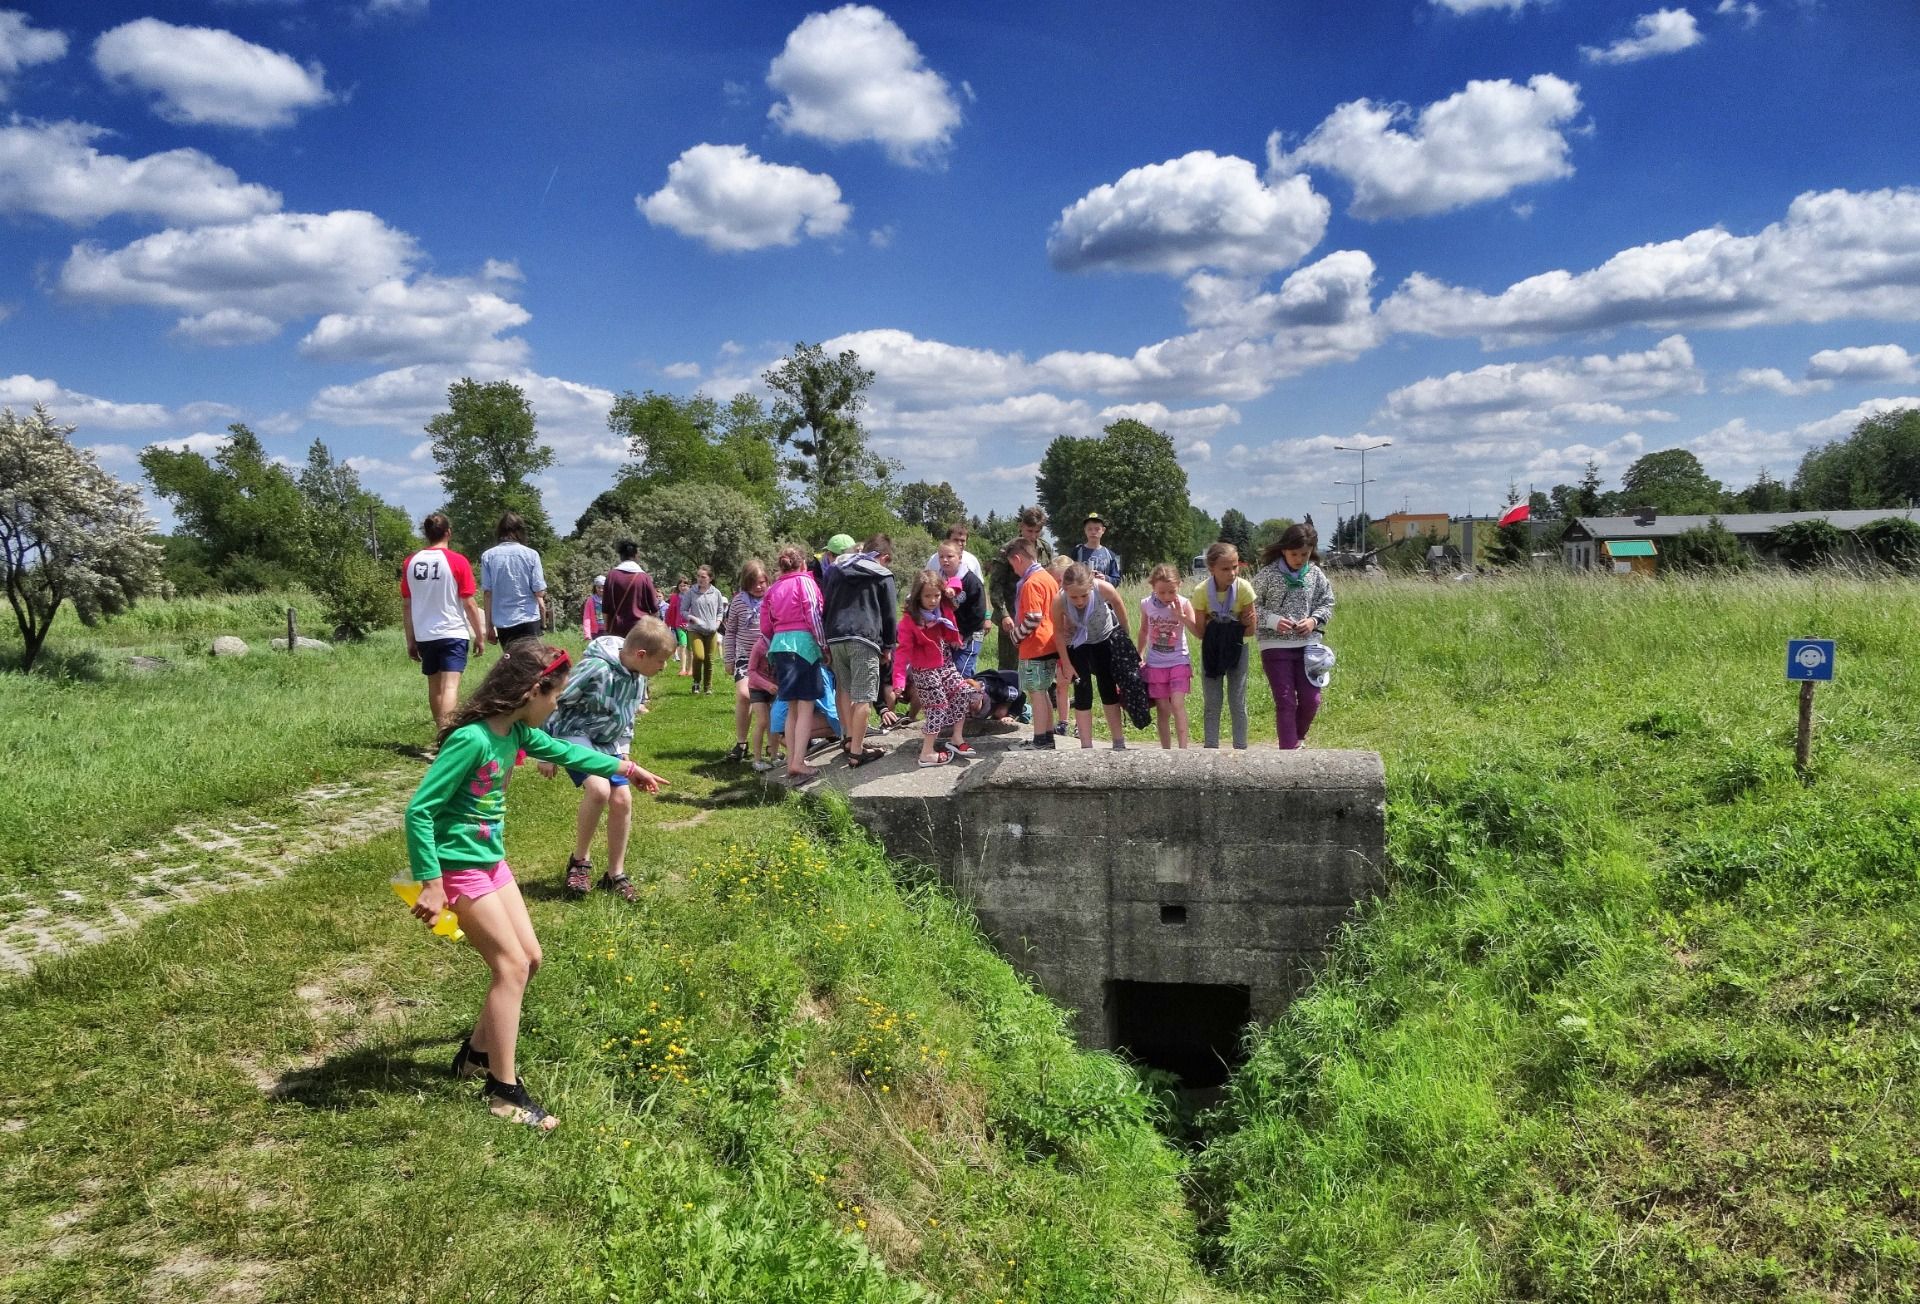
[822,534,898,765]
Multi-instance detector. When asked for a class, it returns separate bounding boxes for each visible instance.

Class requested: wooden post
[287,606,297,654]
[1795,680,1815,781]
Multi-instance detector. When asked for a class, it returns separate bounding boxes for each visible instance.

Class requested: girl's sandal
[451,1036,490,1080]
[484,1076,559,1133]
[600,871,639,903]
[564,854,592,897]
[917,751,953,767]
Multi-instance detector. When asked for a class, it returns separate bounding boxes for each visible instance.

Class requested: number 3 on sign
[1786,639,1834,682]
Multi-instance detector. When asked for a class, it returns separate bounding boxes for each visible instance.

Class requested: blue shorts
[566,767,628,789]
[771,650,824,702]
[418,637,469,676]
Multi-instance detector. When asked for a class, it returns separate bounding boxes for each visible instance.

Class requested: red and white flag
[1497,503,1530,527]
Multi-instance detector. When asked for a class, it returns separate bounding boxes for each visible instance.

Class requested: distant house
[1561,508,1920,571]
[1378,511,1450,543]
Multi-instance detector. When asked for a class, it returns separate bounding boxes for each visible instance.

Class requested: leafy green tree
[1252,516,1295,557]
[896,480,967,534]
[973,510,1016,554]
[1547,484,1579,520]
[1036,419,1191,570]
[2,406,163,672]
[623,482,774,590]
[141,423,307,590]
[785,480,899,550]
[1619,449,1725,515]
[1663,518,1750,573]
[1735,468,1791,513]
[296,440,411,636]
[1216,508,1254,558]
[763,342,875,491]
[1187,505,1221,558]
[606,389,783,513]
[1792,408,1920,510]
[425,379,555,554]
[1768,519,1846,569]
[1527,490,1554,519]
[1856,517,1920,572]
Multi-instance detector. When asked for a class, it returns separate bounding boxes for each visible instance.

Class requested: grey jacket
[1250,561,1334,650]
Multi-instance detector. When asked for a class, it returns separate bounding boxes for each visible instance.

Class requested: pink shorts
[1144,663,1192,701]
[442,861,514,908]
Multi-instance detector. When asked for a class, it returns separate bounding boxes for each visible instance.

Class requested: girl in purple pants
[1249,523,1335,750]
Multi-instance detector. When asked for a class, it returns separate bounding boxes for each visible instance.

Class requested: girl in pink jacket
[897,570,970,766]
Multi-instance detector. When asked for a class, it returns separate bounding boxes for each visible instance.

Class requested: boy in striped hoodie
[536,616,675,899]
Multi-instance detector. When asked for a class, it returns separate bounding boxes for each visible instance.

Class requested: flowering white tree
[0,405,163,672]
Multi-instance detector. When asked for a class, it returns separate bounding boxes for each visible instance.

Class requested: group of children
[401,514,1335,1130]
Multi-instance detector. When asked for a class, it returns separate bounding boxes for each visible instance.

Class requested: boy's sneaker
[751,758,775,772]
[1017,703,1032,724]
[1030,733,1056,750]
[1053,722,1069,736]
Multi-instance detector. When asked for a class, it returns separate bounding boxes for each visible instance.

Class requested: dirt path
[0,770,414,976]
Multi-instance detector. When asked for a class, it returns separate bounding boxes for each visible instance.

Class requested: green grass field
[3,574,1918,1301]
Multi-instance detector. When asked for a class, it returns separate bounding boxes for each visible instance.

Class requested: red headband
[541,649,571,677]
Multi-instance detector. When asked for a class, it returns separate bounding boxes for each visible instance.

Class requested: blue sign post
[1786,638,1834,780]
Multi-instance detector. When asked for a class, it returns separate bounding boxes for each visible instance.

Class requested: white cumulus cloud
[1380,188,1920,345]
[0,117,281,225]
[1727,366,1828,397]
[1048,151,1329,277]
[1715,1,1762,27]
[93,18,332,128]
[639,144,850,252]
[0,11,67,99]
[1267,74,1582,219]
[0,373,174,429]
[299,275,531,366]
[171,307,280,346]
[1582,9,1704,65]
[766,4,962,166]
[1381,335,1702,436]
[1806,344,1920,384]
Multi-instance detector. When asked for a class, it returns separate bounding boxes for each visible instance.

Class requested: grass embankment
[5,578,1920,1301]
[1198,574,1920,1300]
[0,593,1216,1303]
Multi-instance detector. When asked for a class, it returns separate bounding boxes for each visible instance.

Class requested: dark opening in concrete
[1159,903,1187,925]
[1106,980,1250,1088]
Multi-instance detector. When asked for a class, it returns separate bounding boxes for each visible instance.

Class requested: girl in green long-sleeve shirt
[404,641,664,1131]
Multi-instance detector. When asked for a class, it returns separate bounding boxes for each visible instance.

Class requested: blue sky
[6,0,1920,533]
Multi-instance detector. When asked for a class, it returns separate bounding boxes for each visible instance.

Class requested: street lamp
[1322,496,1355,545]
[1332,438,1392,546]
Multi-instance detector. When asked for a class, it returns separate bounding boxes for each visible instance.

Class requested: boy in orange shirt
[1003,536,1066,749]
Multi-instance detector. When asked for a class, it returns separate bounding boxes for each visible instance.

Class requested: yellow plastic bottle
[390,877,465,942]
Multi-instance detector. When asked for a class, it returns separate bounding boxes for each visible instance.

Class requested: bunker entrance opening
[1106,980,1251,1089]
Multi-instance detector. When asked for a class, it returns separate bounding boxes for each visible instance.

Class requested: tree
[1577,460,1605,516]
[896,480,967,534]
[141,423,307,589]
[1187,505,1220,558]
[1735,468,1790,513]
[1216,508,1254,558]
[625,483,775,590]
[1036,419,1191,571]
[1663,518,1750,573]
[296,440,411,636]
[425,379,555,554]
[1527,490,1554,519]
[1792,407,1920,510]
[784,479,899,550]
[763,341,875,492]
[1548,484,1579,520]
[1,406,163,672]
[1252,517,1295,558]
[606,389,783,513]
[1618,449,1724,516]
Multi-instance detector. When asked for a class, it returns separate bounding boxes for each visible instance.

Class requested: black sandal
[845,746,886,768]
[451,1036,490,1080]
[564,854,591,897]
[600,871,638,903]
[724,741,749,763]
[484,1075,558,1132]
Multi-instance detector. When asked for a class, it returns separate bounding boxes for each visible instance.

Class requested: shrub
[312,551,399,639]
[1856,516,1920,572]
[1663,518,1750,573]
[1767,518,1846,569]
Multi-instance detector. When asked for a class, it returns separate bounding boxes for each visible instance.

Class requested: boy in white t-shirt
[401,511,488,732]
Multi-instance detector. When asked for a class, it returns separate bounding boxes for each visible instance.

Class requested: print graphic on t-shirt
[412,557,441,582]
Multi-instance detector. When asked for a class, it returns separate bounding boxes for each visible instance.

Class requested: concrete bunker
[835,744,1387,1061]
